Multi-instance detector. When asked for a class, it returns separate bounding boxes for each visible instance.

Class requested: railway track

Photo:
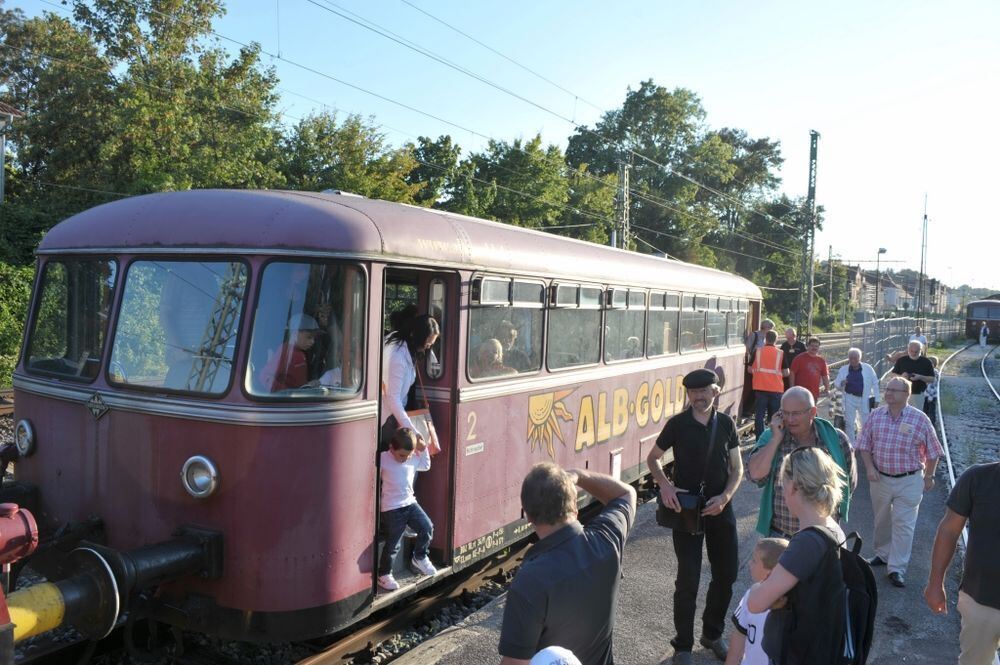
[936,343,1000,665]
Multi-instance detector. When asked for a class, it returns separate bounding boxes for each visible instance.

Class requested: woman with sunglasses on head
[746,447,849,663]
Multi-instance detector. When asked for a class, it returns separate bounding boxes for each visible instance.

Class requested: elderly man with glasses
[747,386,856,539]
[856,376,943,588]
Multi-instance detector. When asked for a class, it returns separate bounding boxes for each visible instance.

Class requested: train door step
[372,565,453,609]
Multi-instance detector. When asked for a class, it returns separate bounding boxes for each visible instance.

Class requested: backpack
[763,527,878,665]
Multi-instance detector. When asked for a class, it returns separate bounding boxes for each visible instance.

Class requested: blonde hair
[755,537,789,570]
[779,447,847,517]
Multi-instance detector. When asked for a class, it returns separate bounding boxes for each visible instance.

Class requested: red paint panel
[15,393,377,612]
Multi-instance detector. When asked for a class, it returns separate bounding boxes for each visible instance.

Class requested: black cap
[682,368,719,389]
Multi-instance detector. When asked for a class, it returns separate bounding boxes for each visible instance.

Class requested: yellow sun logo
[527,388,576,459]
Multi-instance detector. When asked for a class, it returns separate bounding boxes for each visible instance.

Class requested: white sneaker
[411,556,437,576]
[403,526,418,538]
[377,573,399,591]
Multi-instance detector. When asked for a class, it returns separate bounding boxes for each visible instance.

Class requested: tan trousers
[959,591,1000,665]
[869,472,924,574]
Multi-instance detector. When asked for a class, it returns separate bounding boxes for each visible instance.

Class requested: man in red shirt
[789,336,829,401]
[259,313,320,391]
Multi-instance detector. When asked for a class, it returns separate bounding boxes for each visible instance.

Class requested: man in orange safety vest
[750,329,788,439]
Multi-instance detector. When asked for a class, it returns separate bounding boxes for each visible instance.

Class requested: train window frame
[605,288,647,364]
[243,258,368,402]
[647,290,680,358]
[471,276,511,306]
[427,278,446,380]
[107,257,252,398]
[24,256,119,384]
[547,282,602,371]
[706,296,727,350]
[467,274,546,382]
[679,293,706,354]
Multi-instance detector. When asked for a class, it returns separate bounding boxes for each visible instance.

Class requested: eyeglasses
[782,408,812,418]
[885,388,909,394]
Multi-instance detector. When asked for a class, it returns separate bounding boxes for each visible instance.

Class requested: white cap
[529,646,582,665]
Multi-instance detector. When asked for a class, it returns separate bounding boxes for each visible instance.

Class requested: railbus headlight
[180,456,219,499]
[14,420,36,457]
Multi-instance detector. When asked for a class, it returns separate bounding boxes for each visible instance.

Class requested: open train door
[373,266,459,593]
[739,300,762,419]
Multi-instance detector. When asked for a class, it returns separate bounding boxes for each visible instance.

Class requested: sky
[15,0,1000,289]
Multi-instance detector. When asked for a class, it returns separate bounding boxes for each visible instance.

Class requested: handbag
[654,414,720,535]
[413,361,442,456]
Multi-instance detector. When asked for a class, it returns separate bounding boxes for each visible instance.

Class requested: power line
[397,0,604,114]
[28,0,805,263]
[631,224,791,269]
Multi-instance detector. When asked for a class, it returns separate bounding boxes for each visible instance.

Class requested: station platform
[398,463,962,664]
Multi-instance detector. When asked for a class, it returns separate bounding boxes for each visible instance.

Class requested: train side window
[679,294,706,353]
[547,284,601,370]
[970,304,989,319]
[26,258,117,381]
[706,297,727,350]
[245,261,365,399]
[647,292,679,357]
[728,301,747,346]
[108,260,247,394]
[605,288,645,362]
[427,279,446,379]
[468,278,543,380]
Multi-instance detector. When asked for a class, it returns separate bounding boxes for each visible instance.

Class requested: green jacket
[751,417,851,536]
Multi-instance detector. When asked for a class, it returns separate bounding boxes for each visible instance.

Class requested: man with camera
[646,369,743,665]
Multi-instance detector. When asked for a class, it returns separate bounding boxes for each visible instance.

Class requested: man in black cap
[646,368,743,665]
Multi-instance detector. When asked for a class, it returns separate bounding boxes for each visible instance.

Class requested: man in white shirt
[833,348,880,443]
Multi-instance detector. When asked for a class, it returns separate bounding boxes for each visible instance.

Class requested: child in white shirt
[377,427,436,591]
[727,538,790,665]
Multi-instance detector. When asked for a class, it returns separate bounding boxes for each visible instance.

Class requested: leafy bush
[0,262,36,387]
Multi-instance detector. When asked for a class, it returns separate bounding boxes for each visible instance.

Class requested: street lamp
[874,247,887,314]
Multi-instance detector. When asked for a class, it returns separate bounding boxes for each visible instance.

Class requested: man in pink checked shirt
[855,376,943,589]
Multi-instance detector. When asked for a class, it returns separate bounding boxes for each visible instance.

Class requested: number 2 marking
[467,411,478,441]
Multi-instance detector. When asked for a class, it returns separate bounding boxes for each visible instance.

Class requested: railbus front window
[468,277,543,379]
[246,261,365,398]
[109,261,248,394]
[547,284,601,370]
[26,258,117,381]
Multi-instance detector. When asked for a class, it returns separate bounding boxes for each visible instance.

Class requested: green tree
[444,135,569,230]
[0,262,34,386]
[282,112,421,202]
[405,135,461,206]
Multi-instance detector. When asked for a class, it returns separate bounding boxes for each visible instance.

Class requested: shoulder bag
[655,414,720,535]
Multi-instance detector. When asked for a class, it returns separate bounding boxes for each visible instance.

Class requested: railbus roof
[38,189,760,299]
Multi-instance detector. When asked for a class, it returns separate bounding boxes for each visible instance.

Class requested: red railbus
[8,190,761,642]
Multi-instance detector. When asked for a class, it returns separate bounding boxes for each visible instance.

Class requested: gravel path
[940,344,1000,473]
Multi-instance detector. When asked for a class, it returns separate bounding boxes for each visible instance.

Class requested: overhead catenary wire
[26,0,808,268]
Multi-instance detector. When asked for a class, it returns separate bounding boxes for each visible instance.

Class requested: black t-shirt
[655,408,739,497]
[947,463,1000,610]
[780,340,807,370]
[891,355,935,394]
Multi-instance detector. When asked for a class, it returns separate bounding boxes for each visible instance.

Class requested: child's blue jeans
[378,503,433,575]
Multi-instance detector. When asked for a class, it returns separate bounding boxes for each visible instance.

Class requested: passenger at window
[472,339,517,378]
[625,336,642,359]
[494,320,531,371]
[258,314,320,392]
[382,311,440,446]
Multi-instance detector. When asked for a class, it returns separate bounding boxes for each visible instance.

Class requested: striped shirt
[755,424,853,537]
[855,404,943,476]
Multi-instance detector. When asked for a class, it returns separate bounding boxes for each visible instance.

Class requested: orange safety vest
[752,345,785,393]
